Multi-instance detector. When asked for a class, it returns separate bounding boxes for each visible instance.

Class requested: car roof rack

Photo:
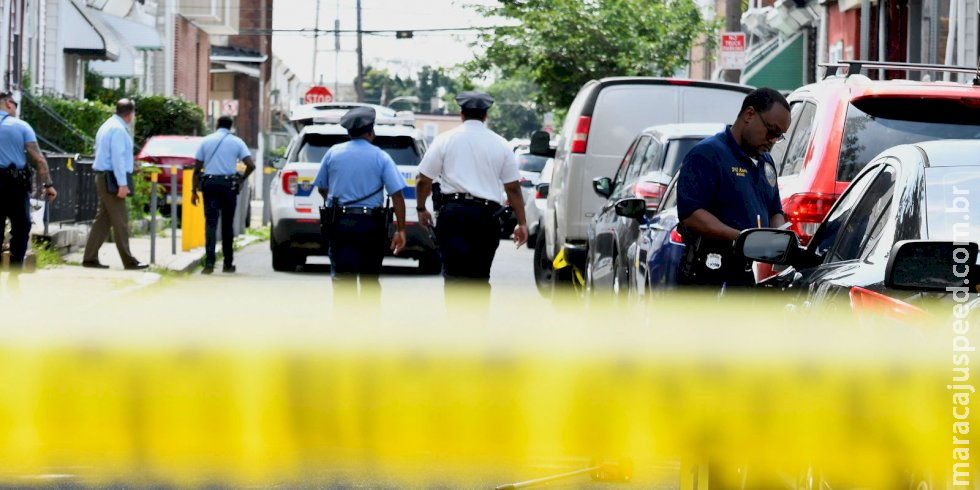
[289,102,415,128]
[821,60,980,86]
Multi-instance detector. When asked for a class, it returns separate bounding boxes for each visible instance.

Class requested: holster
[677,232,744,286]
[432,181,444,212]
[2,165,33,192]
[319,197,340,244]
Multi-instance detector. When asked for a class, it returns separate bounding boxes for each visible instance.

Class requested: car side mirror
[536,183,550,199]
[734,228,800,265]
[614,198,647,221]
[529,130,555,158]
[270,157,285,170]
[885,240,979,291]
[592,177,613,199]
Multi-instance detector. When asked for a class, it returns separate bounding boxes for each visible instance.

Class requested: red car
[136,135,204,213]
[771,66,980,246]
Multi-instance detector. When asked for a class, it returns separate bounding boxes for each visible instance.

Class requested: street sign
[719,32,747,71]
[221,99,239,117]
[304,85,333,104]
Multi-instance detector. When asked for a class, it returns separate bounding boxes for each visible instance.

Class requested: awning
[89,46,136,78]
[210,45,267,79]
[62,0,120,61]
[92,10,163,51]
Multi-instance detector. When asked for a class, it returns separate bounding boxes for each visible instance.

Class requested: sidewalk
[60,225,205,273]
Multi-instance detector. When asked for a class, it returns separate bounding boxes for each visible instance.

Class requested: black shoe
[202,266,214,275]
[222,265,236,273]
[82,261,109,269]
[125,262,149,270]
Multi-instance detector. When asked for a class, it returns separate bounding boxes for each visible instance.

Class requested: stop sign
[304,85,333,104]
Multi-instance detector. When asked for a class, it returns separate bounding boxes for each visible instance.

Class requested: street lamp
[387,95,420,108]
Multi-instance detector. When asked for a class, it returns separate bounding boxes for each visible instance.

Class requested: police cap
[455,91,494,111]
[340,106,376,135]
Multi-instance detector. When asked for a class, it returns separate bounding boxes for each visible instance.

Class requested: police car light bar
[290,102,415,127]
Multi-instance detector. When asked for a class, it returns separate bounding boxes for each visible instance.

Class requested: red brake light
[282,171,298,195]
[633,181,667,210]
[782,193,836,245]
[571,116,591,154]
[849,286,933,324]
[668,79,693,85]
[669,227,684,245]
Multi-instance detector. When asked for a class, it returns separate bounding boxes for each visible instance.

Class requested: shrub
[131,95,209,150]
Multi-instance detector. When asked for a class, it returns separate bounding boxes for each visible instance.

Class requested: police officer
[191,116,255,274]
[313,106,407,303]
[83,99,148,270]
[415,91,528,295]
[0,90,57,270]
[676,87,790,290]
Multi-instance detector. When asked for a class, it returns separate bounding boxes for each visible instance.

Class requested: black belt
[443,193,500,207]
[326,206,382,216]
[204,174,237,180]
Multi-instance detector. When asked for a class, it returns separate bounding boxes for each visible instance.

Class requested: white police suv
[269,103,439,272]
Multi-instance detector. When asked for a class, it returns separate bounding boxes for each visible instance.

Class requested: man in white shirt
[415,91,527,293]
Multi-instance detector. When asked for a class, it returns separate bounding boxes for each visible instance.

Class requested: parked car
[136,135,203,215]
[531,77,753,293]
[516,152,550,187]
[585,123,723,294]
[526,158,554,250]
[736,140,980,312]
[767,66,980,248]
[269,103,439,273]
[626,174,686,298]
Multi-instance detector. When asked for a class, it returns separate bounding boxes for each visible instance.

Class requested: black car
[736,139,980,312]
[585,123,722,295]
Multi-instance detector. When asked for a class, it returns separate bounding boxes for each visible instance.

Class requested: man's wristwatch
[416,207,426,211]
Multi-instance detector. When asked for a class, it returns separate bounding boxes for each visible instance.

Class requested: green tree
[130,95,208,150]
[356,66,416,106]
[467,0,718,110]
[485,75,542,140]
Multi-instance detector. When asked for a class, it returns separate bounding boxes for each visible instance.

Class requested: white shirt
[417,120,521,204]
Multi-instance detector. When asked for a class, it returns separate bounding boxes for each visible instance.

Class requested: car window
[808,165,882,258]
[837,98,980,182]
[614,136,649,192]
[660,138,704,177]
[633,139,663,181]
[660,177,679,210]
[373,136,422,166]
[140,138,202,158]
[925,168,980,241]
[827,165,896,263]
[768,101,804,168]
[518,154,549,173]
[290,134,421,166]
[780,102,817,176]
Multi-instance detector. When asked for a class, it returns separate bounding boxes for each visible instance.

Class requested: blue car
[626,175,686,298]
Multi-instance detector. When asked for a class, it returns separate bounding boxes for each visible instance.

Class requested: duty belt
[326,206,382,216]
[443,193,500,208]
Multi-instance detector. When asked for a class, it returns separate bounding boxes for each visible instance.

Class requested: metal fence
[45,154,98,223]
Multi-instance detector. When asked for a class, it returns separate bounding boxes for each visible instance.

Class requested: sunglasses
[756,110,786,144]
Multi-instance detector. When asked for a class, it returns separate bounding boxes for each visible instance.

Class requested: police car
[269,103,439,272]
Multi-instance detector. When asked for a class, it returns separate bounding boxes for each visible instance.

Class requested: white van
[536,77,753,289]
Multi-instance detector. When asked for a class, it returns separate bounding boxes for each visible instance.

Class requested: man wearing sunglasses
[0,90,57,271]
[676,87,790,290]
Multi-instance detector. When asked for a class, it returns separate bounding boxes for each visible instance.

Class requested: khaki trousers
[82,173,138,267]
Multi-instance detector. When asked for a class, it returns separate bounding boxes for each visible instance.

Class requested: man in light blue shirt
[191,116,256,274]
[313,106,407,303]
[82,99,147,270]
[0,90,57,270]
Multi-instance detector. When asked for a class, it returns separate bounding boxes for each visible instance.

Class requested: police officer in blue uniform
[313,106,407,302]
[676,88,790,290]
[191,116,256,274]
[0,90,57,270]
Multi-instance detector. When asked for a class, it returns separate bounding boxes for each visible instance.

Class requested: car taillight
[849,286,933,324]
[571,116,591,154]
[282,171,298,195]
[633,181,667,210]
[782,193,835,245]
[669,227,684,245]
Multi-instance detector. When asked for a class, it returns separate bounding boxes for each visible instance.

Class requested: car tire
[533,231,554,297]
[271,239,298,272]
[418,253,442,275]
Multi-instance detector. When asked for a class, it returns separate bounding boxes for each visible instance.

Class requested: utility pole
[355,0,365,102]
[312,0,321,84]
[723,0,742,83]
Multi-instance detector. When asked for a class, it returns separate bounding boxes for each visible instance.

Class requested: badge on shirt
[706,253,723,270]
[764,163,777,187]
[731,166,747,178]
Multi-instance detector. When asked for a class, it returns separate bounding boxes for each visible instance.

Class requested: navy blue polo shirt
[677,127,783,230]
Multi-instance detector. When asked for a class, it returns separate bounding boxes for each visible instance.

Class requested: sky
[271,0,502,86]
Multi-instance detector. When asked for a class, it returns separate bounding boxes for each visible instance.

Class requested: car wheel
[418,253,442,275]
[271,240,298,272]
[533,231,554,297]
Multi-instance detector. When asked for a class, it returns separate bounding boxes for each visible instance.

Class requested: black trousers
[328,212,387,304]
[436,201,501,282]
[0,177,30,267]
[202,177,238,267]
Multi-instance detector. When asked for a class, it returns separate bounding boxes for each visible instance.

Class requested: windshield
[837,99,980,182]
[290,135,421,166]
[926,168,980,242]
[518,154,549,173]
[663,138,704,176]
[140,138,202,158]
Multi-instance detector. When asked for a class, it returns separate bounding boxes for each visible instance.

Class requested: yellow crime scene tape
[0,283,966,488]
